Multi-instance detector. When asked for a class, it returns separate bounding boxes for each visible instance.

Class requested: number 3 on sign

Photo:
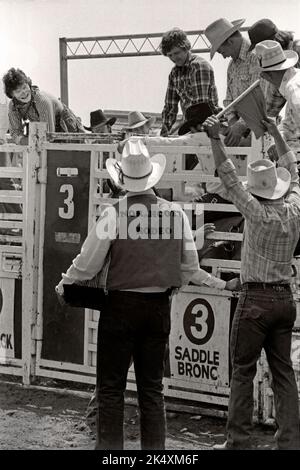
[59,184,74,219]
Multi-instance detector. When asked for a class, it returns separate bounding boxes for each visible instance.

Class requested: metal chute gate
[0,122,299,424]
[0,131,40,384]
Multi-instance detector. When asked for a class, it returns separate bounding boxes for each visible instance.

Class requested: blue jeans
[227,284,300,449]
[95,290,171,450]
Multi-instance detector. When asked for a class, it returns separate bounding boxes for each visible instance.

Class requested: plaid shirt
[8,86,64,144]
[218,151,300,283]
[162,53,218,131]
[224,37,261,123]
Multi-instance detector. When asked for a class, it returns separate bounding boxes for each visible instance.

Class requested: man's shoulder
[37,89,59,106]
[8,100,14,112]
[191,54,212,70]
[284,69,300,92]
[293,38,300,52]
[169,65,179,79]
[156,197,183,212]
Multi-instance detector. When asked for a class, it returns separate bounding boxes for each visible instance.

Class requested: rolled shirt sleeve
[8,102,24,144]
[217,159,263,221]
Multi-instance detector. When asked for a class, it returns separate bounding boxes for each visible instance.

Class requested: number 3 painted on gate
[191,304,208,340]
[183,298,215,345]
[59,184,74,219]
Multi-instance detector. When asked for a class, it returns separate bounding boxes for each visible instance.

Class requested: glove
[160,124,169,137]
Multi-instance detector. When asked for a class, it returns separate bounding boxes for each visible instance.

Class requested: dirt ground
[0,375,277,451]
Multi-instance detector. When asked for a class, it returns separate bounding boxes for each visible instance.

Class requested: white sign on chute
[0,278,15,360]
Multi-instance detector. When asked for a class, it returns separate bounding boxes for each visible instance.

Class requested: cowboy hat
[178,102,215,135]
[106,138,166,192]
[248,19,278,51]
[243,159,291,200]
[204,18,245,59]
[255,40,298,71]
[84,109,116,131]
[124,111,156,130]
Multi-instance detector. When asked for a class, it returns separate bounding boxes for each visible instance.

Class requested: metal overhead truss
[59,27,248,105]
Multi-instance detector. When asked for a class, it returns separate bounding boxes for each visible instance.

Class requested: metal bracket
[37,167,47,184]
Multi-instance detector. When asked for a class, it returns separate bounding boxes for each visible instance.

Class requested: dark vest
[106,194,183,290]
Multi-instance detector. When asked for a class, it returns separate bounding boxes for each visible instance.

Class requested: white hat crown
[106,138,166,192]
[245,158,291,200]
[247,159,277,191]
[256,40,286,68]
[121,139,152,178]
[255,39,298,71]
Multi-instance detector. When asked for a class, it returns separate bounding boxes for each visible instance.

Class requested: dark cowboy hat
[178,102,215,135]
[84,109,116,131]
[248,19,278,51]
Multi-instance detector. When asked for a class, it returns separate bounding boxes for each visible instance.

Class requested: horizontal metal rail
[62,27,249,60]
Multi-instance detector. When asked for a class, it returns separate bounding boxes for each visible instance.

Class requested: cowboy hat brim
[83,116,117,131]
[258,49,298,72]
[178,107,214,135]
[125,116,156,130]
[243,166,291,200]
[178,117,205,135]
[210,19,246,59]
[106,153,166,192]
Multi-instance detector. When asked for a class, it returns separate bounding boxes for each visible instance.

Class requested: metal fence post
[59,38,69,106]
[22,122,46,385]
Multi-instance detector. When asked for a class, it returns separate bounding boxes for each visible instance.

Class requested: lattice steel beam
[59,28,248,104]
[63,31,209,59]
[62,28,248,59]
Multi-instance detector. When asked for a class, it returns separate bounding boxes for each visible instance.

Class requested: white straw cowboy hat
[244,159,291,200]
[124,111,156,130]
[255,40,298,71]
[204,18,245,58]
[106,138,166,192]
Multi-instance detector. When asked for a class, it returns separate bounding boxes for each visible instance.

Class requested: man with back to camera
[202,112,300,450]
[56,138,236,450]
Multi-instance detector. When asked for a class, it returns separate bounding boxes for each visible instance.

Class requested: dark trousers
[95,290,171,450]
[227,284,300,449]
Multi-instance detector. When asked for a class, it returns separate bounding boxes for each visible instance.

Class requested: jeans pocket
[242,294,273,320]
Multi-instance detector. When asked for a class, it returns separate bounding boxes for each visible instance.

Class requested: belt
[109,289,172,298]
[242,282,290,291]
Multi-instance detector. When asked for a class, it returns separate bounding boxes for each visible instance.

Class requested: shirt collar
[127,189,155,197]
[176,52,195,71]
[279,67,297,97]
[237,37,252,61]
[259,198,284,205]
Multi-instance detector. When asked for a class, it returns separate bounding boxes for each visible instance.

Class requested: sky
[0,0,300,126]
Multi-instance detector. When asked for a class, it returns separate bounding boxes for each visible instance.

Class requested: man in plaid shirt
[203,114,300,450]
[160,28,219,137]
[205,18,261,147]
